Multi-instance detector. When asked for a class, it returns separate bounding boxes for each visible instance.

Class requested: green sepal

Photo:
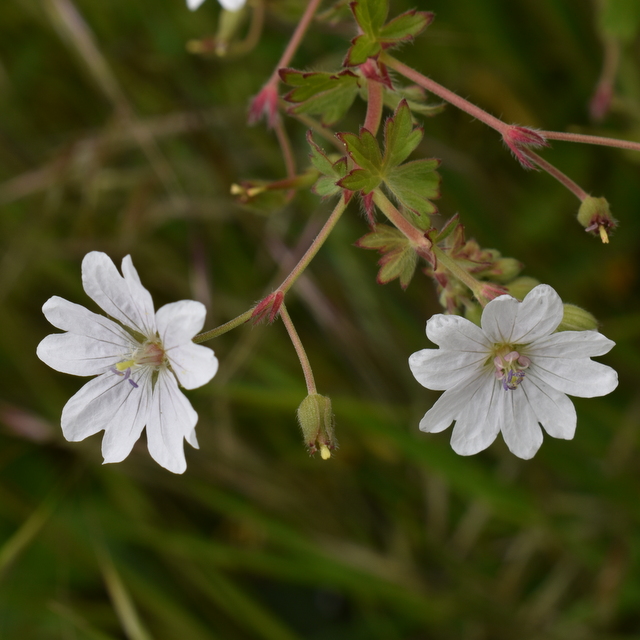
[280,68,361,125]
[384,159,440,219]
[556,304,599,332]
[382,99,423,169]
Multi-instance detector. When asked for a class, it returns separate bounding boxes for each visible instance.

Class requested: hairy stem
[524,150,588,201]
[194,194,348,342]
[280,303,317,394]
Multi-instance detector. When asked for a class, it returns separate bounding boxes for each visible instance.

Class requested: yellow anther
[598,225,609,244]
[115,360,135,371]
[320,445,331,460]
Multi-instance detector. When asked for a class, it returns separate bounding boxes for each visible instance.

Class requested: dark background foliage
[1,0,639,638]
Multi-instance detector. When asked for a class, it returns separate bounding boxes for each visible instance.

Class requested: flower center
[493,349,530,391]
[111,340,166,388]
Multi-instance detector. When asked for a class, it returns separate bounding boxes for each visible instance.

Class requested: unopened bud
[489,257,523,283]
[297,394,337,459]
[556,304,598,332]
[577,196,617,243]
[506,276,539,301]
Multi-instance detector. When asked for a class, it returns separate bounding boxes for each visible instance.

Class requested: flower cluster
[37,252,218,474]
[409,285,618,459]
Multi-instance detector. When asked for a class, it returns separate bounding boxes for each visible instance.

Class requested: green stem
[194,194,348,343]
[279,303,316,394]
[432,245,484,300]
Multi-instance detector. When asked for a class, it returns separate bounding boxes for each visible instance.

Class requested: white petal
[146,371,199,474]
[522,377,576,440]
[38,333,127,376]
[482,285,563,344]
[529,358,618,398]
[187,0,206,8]
[425,314,491,351]
[167,343,218,390]
[527,330,615,359]
[82,252,156,336]
[449,375,501,455]
[60,369,152,464]
[38,297,135,376]
[418,372,490,434]
[218,0,245,10]
[409,348,486,391]
[156,300,206,349]
[499,388,543,459]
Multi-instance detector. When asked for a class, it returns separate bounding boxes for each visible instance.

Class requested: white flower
[36,252,218,474]
[409,285,618,459]
[187,0,246,12]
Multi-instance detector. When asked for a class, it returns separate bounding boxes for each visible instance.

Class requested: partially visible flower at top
[187,0,246,12]
[409,285,618,459]
[36,252,218,474]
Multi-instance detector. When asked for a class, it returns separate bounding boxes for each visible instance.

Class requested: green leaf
[344,35,382,67]
[382,99,423,169]
[281,69,361,125]
[382,84,446,117]
[351,0,389,37]
[338,168,381,194]
[379,10,434,43]
[384,159,440,219]
[356,224,418,289]
[378,244,418,289]
[306,132,348,198]
[356,223,406,251]
[338,129,383,174]
[345,2,434,66]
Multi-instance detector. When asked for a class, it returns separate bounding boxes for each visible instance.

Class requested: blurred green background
[2,0,640,638]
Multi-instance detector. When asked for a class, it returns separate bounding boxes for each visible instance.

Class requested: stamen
[494,349,530,391]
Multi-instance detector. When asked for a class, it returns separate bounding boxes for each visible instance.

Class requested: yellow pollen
[320,445,331,460]
[115,360,135,371]
[598,225,609,244]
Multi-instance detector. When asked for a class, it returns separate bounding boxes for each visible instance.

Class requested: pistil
[494,350,531,391]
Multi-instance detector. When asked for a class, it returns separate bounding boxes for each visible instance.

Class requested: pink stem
[523,150,589,201]
[363,78,384,135]
[541,130,640,153]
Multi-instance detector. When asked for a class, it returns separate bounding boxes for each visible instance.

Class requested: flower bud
[464,303,483,326]
[556,304,598,332]
[297,394,337,460]
[505,276,539,300]
[488,257,523,283]
[577,196,618,243]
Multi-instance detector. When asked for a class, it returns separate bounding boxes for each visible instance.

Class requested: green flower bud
[489,257,523,283]
[297,394,337,460]
[577,196,618,243]
[505,276,539,300]
[556,304,598,332]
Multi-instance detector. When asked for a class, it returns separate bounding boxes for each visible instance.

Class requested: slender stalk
[363,78,384,136]
[194,194,348,343]
[524,151,588,201]
[277,194,347,293]
[280,303,316,394]
[371,190,433,260]
[193,309,254,343]
[432,246,485,301]
[382,54,508,135]
[541,130,640,153]
[274,118,296,180]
